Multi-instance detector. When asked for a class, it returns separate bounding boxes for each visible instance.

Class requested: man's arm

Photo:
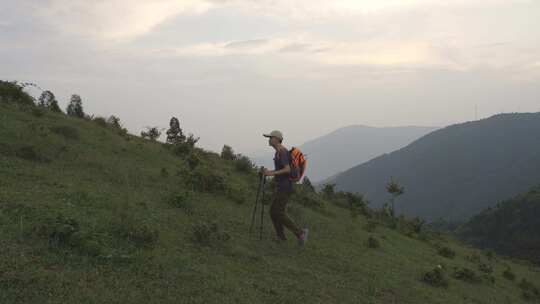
[264,165,290,177]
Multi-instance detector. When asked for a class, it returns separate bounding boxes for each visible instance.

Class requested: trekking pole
[249,169,265,236]
[259,174,267,241]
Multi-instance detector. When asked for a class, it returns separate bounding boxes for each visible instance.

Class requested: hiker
[262,130,308,245]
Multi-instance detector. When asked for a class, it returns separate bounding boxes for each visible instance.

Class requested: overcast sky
[2,0,539,154]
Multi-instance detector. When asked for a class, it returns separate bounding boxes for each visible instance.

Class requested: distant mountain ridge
[328,112,540,221]
[252,125,437,182]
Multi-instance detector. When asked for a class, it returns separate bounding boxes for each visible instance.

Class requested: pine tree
[66,94,84,118]
[166,117,185,144]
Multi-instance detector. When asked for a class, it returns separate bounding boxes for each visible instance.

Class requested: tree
[166,117,185,144]
[107,115,121,129]
[386,177,405,217]
[37,90,61,112]
[66,94,84,118]
[302,177,315,192]
[322,183,336,199]
[345,192,368,218]
[141,126,161,141]
[221,145,236,161]
[185,133,200,148]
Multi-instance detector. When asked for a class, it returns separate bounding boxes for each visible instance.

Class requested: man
[262,130,308,246]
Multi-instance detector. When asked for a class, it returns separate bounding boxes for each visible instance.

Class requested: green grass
[1,101,540,303]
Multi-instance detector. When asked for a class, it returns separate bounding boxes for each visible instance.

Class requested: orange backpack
[288,147,307,182]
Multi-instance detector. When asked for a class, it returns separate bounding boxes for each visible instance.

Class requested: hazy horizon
[2,0,539,154]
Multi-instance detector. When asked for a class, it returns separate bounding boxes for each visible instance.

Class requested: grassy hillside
[457,186,540,265]
[329,113,540,221]
[1,84,540,303]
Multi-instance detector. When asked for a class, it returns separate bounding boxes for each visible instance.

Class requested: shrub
[484,250,496,261]
[185,134,199,148]
[364,220,378,232]
[50,125,79,140]
[452,267,480,283]
[226,185,247,205]
[115,221,159,249]
[68,232,103,257]
[437,246,456,259]
[167,192,194,215]
[410,217,425,234]
[93,116,108,128]
[0,80,35,106]
[186,152,201,170]
[422,266,449,288]
[187,168,227,193]
[503,268,516,281]
[478,263,493,274]
[221,145,236,161]
[519,279,540,301]
[191,222,230,246]
[302,177,315,192]
[366,236,380,248]
[292,188,326,209]
[173,142,192,156]
[31,107,45,117]
[34,214,80,247]
[160,167,169,178]
[466,252,481,264]
[234,155,255,173]
[345,192,369,218]
[16,146,44,162]
[141,126,161,141]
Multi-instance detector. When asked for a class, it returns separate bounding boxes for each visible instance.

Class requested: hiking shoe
[298,228,309,247]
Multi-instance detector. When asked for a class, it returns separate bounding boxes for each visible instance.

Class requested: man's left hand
[262,168,273,176]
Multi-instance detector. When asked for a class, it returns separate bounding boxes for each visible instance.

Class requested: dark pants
[270,191,302,240]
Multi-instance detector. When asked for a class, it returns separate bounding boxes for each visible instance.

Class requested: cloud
[33,0,216,41]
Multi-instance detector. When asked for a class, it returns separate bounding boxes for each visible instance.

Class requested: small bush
[167,192,194,215]
[478,263,493,274]
[173,143,192,156]
[366,236,380,248]
[292,188,326,209]
[191,222,230,246]
[519,279,540,301]
[31,107,45,117]
[503,268,516,281]
[115,220,159,249]
[484,250,496,261]
[50,125,80,140]
[221,145,236,161]
[466,251,481,263]
[234,155,254,173]
[482,274,496,284]
[68,231,103,257]
[160,167,169,178]
[34,214,80,247]
[364,220,378,232]
[93,116,108,128]
[186,152,201,170]
[226,185,247,205]
[437,246,456,259]
[422,266,449,288]
[16,146,44,162]
[187,168,227,193]
[452,267,480,283]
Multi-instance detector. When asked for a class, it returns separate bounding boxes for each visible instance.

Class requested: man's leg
[270,192,302,239]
